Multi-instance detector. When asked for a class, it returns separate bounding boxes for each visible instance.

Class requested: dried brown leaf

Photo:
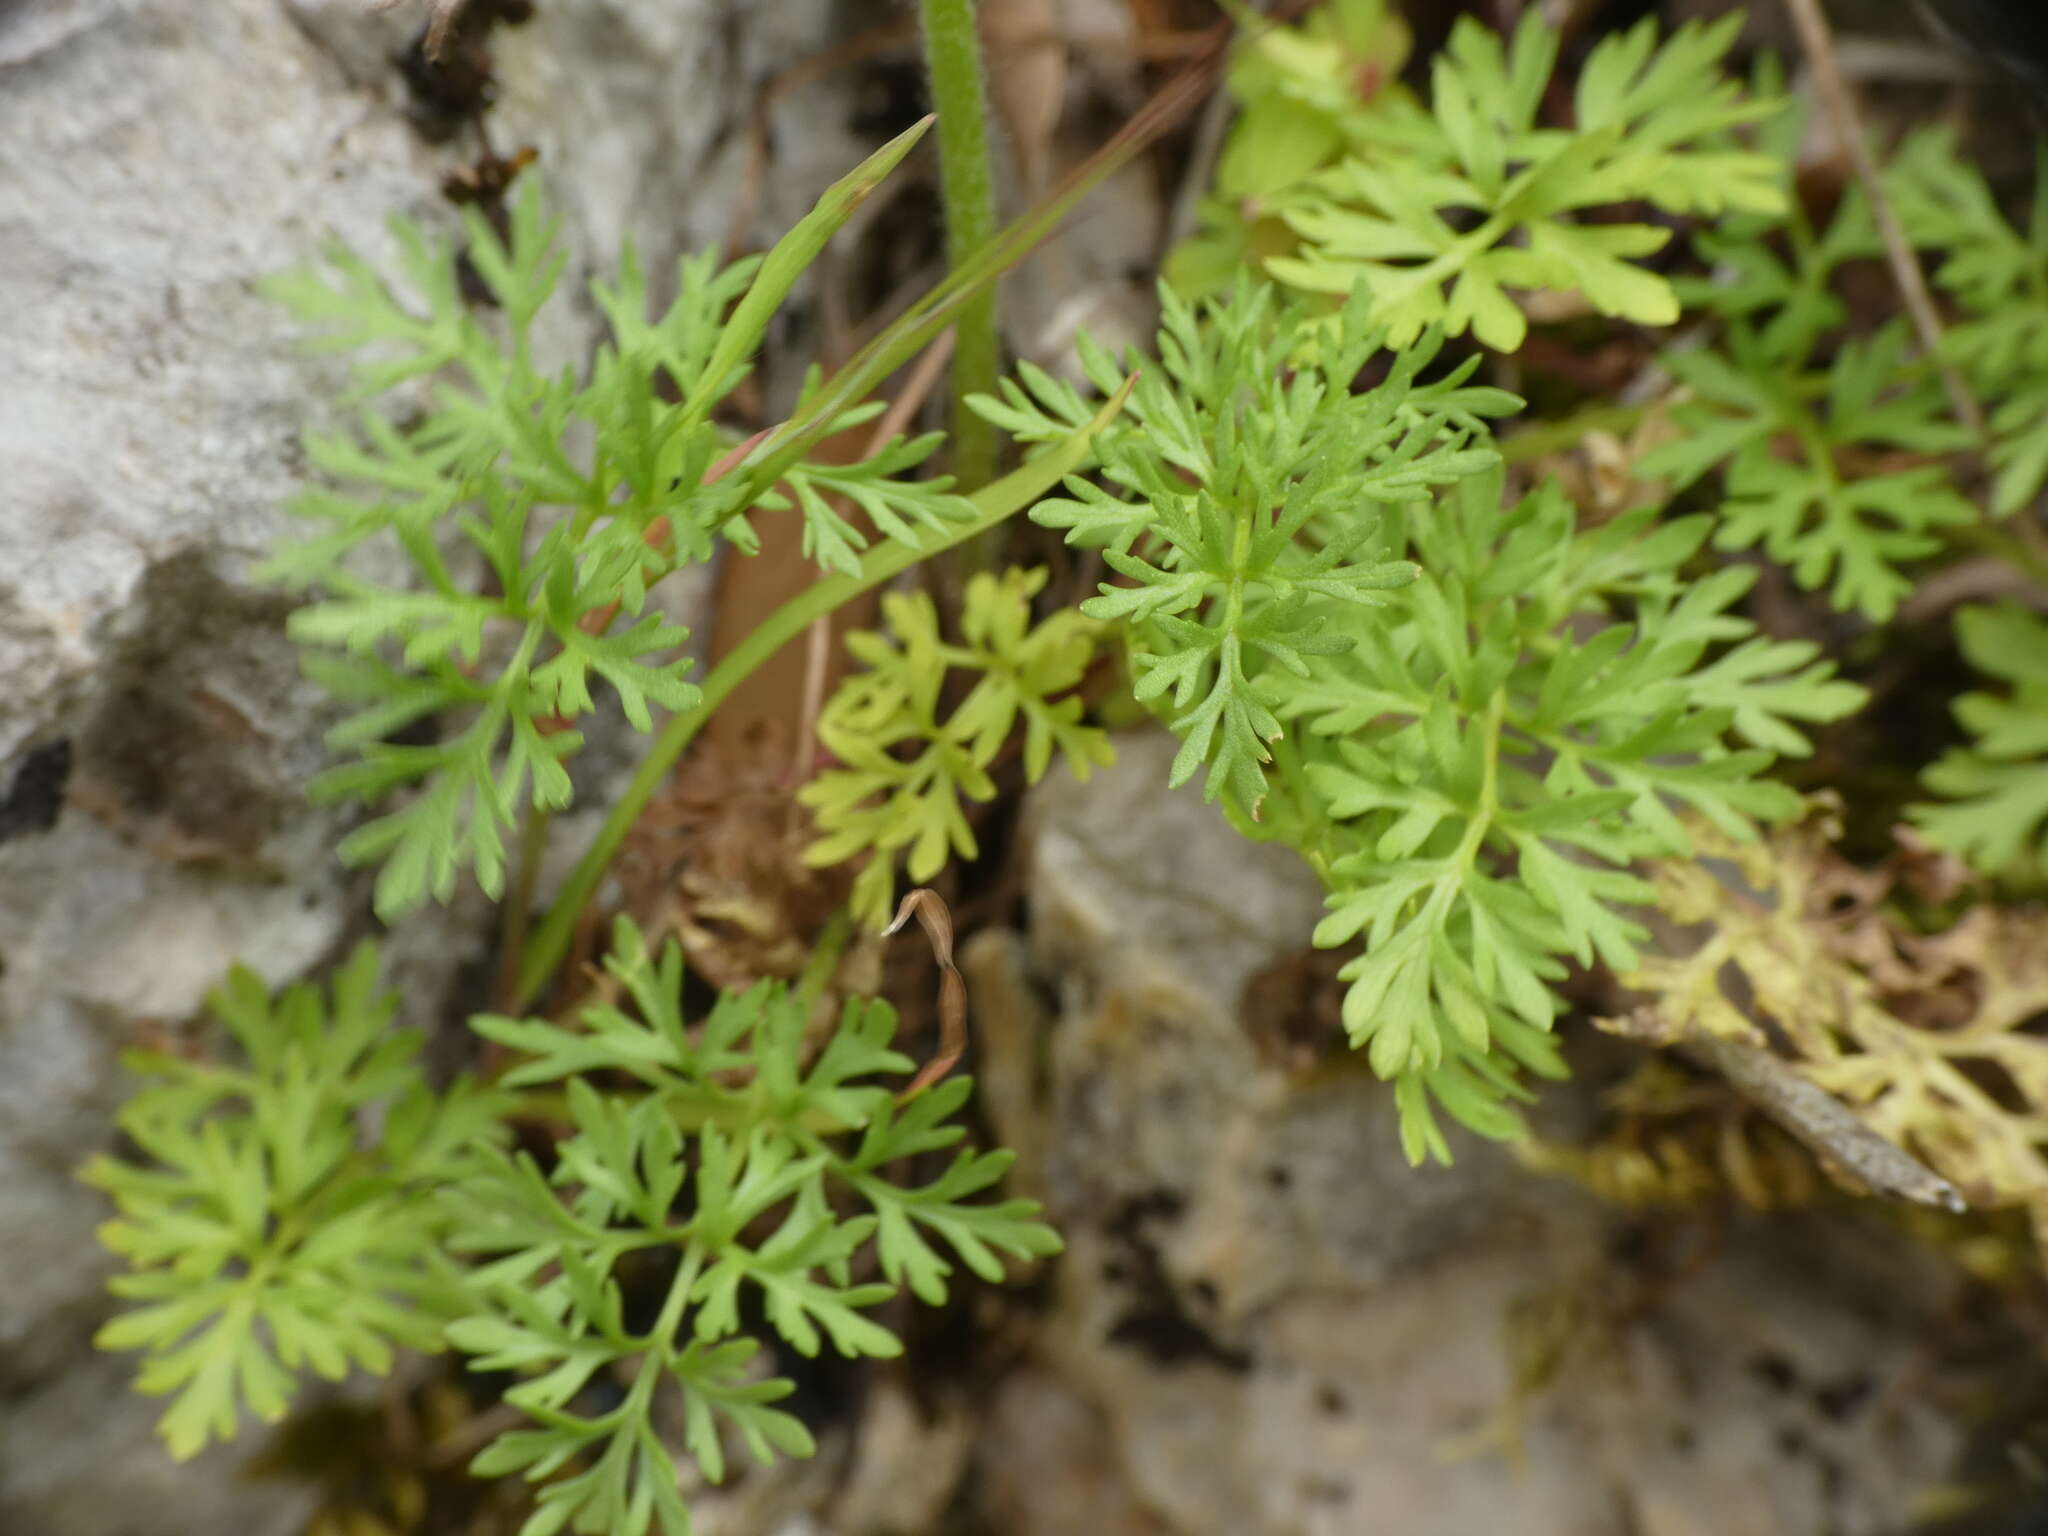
[885,887,966,1099]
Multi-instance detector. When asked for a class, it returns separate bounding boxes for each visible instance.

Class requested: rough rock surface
[991,729,1975,1536]
[0,0,854,1529]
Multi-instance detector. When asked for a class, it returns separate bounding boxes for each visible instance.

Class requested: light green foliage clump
[975,278,1515,809]
[1635,117,1976,622]
[1890,128,2048,516]
[86,921,1057,1536]
[1884,131,2048,881]
[1166,0,1418,296]
[89,137,1065,1531]
[1913,603,2048,878]
[973,277,1862,1158]
[1176,2,1785,350]
[262,139,968,922]
[86,14,1952,1526]
[1574,108,2048,880]
[452,919,1060,1535]
[800,567,1114,926]
[1294,466,1860,1157]
[79,946,505,1460]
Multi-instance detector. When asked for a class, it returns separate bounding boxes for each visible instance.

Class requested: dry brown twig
[1680,1032,1966,1211]
[1781,0,1985,440]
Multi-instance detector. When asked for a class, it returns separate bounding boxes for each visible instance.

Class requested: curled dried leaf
[885,888,966,1099]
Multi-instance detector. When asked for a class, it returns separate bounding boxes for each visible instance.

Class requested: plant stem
[728,28,1223,508]
[1781,0,1983,441]
[513,378,1137,1010]
[918,0,1002,502]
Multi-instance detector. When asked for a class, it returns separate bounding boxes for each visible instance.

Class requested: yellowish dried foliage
[1607,803,2048,1247]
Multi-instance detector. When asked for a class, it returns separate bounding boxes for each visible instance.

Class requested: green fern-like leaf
[1913,603,2048,878]
[1637,171,1972,622]
[1641,323,1975,621]
[1889,127,2048,515]
[1256,10,1786,350]
[80,945,504,1459]
[985,275,1861,1160]
[1290,470,1860,1156]
[976,275,1516,811]
[453,917,1059,1536]
[264,154,969,920]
